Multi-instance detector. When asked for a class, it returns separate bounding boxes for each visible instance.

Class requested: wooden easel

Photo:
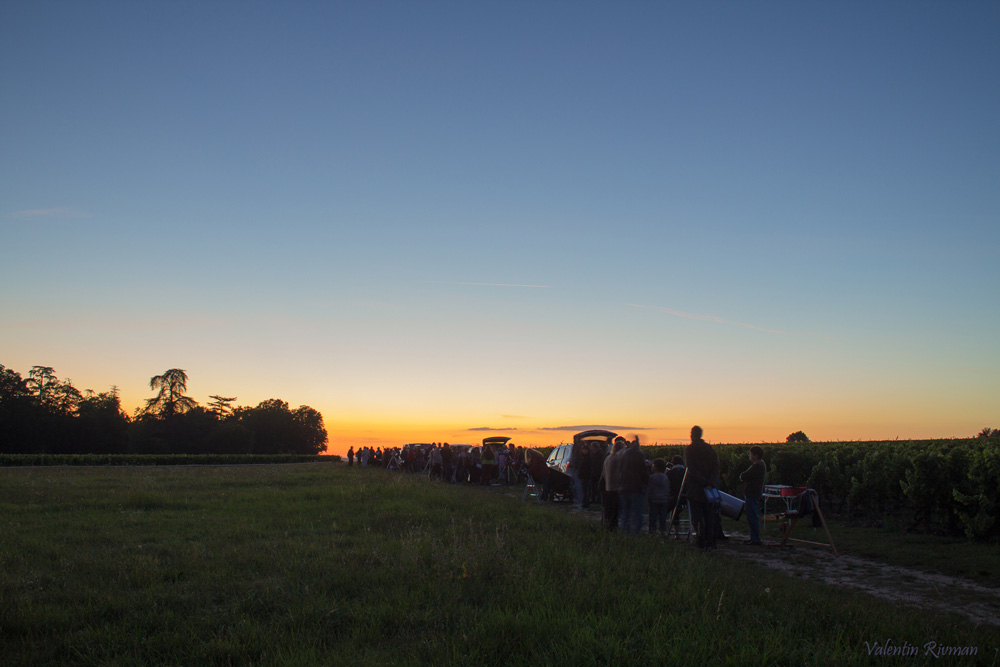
[778,489,839,557]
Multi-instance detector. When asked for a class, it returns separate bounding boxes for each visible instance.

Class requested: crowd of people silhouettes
[346,440,526,486]
[346,426,766,550]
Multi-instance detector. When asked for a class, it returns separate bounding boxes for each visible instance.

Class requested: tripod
[497,459,519,485]
[669,468,693,540]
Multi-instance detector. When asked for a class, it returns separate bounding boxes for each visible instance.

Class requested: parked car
[545,429,617,473]
[541,430,617,501]
[482,436,512,449]
[451,437,512,459]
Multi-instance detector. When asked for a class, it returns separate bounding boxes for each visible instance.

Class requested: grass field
[1,463,996,665]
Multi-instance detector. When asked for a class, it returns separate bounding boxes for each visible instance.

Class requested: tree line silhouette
[0,365,327,456]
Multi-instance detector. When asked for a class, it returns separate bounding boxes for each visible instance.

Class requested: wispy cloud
[7,207,91,219]
[630,303,790,335]
[537,425,651,432]
[432,281,552,288]
[467,427,519,432]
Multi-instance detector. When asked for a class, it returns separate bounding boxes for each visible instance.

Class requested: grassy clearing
[1,464,995,666]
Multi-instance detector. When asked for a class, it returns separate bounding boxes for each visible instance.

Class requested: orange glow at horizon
[110,378,999,459]
[317,420,981,458]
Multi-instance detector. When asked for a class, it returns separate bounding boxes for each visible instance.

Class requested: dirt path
[711,526,1000,630]
[534,490,1000,630]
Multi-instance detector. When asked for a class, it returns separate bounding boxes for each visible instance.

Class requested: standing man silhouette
[685,426,720,551]
[740,446,766,545]
[618,436,649,535]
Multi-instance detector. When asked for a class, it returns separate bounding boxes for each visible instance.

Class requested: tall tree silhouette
[143,368,198,418]
[207,395,237,419]
[26,366,58,407]
[26,366,81,416]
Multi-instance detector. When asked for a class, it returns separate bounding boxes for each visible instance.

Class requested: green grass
[1,464,996,666]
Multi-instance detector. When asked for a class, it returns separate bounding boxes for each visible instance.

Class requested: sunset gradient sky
[2,2,998,455]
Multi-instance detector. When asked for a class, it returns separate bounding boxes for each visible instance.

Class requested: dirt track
[713,526,1000,630]
[543,491,1000,630]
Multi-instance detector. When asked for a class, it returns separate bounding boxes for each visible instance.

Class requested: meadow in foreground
[0,463,994,666]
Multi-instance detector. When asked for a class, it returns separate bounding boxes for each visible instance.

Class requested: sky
[2,1,998,455]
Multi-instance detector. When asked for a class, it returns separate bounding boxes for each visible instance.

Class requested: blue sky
[2,1,998,452]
